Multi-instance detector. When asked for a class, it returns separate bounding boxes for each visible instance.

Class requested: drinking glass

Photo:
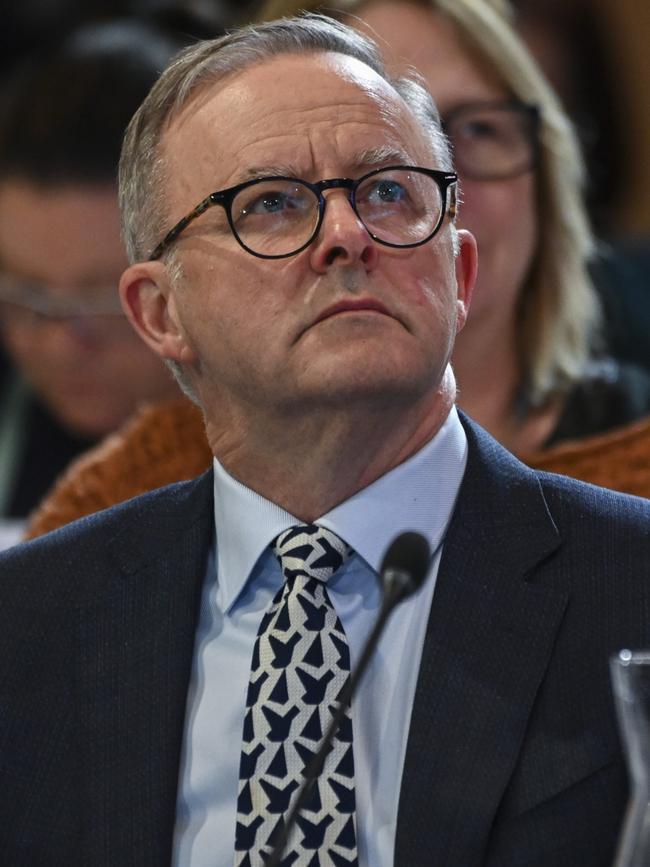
[610,649,650,866]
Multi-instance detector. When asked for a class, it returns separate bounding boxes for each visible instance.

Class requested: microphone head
[379,531,431,600]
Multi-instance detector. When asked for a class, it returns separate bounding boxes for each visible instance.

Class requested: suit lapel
[76,472,214,866]
[395,417,568,867]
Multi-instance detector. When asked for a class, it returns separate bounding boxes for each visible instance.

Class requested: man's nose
[308,190,379,272]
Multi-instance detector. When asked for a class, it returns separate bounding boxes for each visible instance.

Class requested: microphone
[381,530,432,606]
[266,531,431,867]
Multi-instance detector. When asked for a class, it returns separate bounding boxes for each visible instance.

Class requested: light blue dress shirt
[172,407,467,867]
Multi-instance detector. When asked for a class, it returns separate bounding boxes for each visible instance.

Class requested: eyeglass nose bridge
[314,176,357,205]
[312,177,364,234]
[315,177,356,194]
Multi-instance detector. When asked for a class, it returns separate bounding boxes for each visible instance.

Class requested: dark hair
[0,18,193,187]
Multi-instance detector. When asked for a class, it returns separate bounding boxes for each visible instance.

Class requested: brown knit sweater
[25,397,650,539]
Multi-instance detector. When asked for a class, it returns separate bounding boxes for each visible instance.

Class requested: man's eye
[238,187,312,222]
[367,180,408,204]
[246,192,292,215]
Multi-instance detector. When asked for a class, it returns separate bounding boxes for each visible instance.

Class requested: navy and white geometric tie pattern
[234,524,359,867]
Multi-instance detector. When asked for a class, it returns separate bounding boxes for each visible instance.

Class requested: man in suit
[1,13,649,867]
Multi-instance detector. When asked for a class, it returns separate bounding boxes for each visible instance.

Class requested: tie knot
[273,523,352,584]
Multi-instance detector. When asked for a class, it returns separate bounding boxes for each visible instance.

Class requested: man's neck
[204,369,457,522]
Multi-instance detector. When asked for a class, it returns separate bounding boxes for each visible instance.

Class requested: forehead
[161,51,436,202]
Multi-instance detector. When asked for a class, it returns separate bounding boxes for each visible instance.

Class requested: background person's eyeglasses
[442,100,540,181]
[148,165,458,261]
[0,275,130,339]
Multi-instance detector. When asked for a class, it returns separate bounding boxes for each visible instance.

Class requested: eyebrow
[243,163,298,180]
[241,145,415,183]
[350,145,414,169]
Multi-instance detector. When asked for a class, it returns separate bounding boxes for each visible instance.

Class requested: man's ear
[119,262,197,364]
[454,228,478,332]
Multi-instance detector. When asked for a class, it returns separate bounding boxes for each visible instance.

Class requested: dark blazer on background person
[0,415,648,866]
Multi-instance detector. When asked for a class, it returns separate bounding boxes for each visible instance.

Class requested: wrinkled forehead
[160,52,438,197]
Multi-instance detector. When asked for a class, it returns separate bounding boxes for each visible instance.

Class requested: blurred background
[515,0,650,238]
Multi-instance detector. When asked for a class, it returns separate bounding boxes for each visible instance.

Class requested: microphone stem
[266,582,405,867]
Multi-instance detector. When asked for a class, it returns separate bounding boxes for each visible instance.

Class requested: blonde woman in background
[259,0,650,456]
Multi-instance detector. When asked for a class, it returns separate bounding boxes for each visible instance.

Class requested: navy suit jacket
[1,415,649,866]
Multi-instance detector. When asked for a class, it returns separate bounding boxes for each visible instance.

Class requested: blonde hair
[258,0,600,407]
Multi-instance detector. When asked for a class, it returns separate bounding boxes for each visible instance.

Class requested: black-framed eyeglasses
[148,165,457,261]
[442,100,540,181]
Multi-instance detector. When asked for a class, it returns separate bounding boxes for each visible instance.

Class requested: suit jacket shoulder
[0,470,214,866]
[397,414,650,867]
[1,468,214,592]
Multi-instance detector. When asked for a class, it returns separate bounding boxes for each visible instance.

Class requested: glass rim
[442,99,541,181]
[443,98,540,125]
[148,164,457,261]
[612,649,650,667]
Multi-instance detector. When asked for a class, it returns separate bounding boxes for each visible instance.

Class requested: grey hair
[165,357,201,404]
[118,12,452,264]
[160,254,202,404]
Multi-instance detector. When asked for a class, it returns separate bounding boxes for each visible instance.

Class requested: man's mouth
[313,298,392,325]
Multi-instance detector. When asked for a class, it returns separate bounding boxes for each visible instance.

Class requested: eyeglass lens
[229,168,445,257]
[444,105,537,181]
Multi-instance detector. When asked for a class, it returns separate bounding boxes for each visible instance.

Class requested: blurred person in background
[259,0,650,456]
[0,18,196,544]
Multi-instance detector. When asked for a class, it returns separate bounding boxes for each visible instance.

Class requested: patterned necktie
[235,524,359,867]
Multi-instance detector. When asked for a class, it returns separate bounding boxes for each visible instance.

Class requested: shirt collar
[212,406,467,610]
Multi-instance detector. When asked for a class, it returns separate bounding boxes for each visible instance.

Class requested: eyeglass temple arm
[148,194,219,261]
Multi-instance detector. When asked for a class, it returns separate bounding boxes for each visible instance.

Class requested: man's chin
[292,363,437,411]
